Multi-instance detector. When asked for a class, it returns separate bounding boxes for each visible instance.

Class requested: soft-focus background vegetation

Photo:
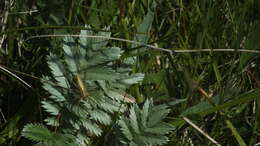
[0,0,260,145]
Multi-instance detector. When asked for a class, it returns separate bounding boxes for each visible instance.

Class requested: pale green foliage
[22,124,52,142]
[22,124,77,146]
[22,28,144,145]
[118,99,174,146]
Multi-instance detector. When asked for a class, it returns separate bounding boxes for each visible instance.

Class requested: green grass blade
[212,60,221,84]
[225,120,247,146]
[200,89,260,116]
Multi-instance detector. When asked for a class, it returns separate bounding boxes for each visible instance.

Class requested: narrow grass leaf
[225,120,247,146]
[200,89,260,116]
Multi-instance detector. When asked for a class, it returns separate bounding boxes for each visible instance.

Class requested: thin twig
[0,64,72,91]
[0,2,10,49]
[25,34,173,54]
[25,34,260,54]
[9,9,39,15]
[0,108,6,123]
[0,65,32,89]
[174,48,260,53]
[182,116,221,146]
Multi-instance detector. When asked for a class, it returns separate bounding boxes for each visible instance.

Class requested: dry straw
[25,34,260,56]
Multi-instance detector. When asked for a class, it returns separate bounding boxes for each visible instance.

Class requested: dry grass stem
[182,116,221,146]
[25,34,260,54]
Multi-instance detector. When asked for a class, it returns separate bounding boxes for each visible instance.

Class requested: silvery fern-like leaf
[95,27,111,47]
[81,120,102,136]
[99,97,126,113]
[140,134,169,145]
[118,119,133,141]
[42,101,59,116]
[68,104,89,119]
[84,67,119,81]
[93,31,111,50]
[90,110,111,125]
[119,73,144,85]
[48,56,64,77]
[101,47,123,60]
[42,84,65,102]
[79,26,110,51]
[76,132,90,145]
[47,56,68,88]
[79,27,90,47]
[105,89,126,101]
[44,117,59,126]
[129,105,141,134]
[129,141,139,146]
[144,122,174,134]
[24,27,144,145]
[82,47,123,68]
[22,124,52,142]
[140,99,150,127]
[79,26,94,49]
[118,99,174,146]
[63,36,78,73]
[148,105,170,127]
[69,119,81,130]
